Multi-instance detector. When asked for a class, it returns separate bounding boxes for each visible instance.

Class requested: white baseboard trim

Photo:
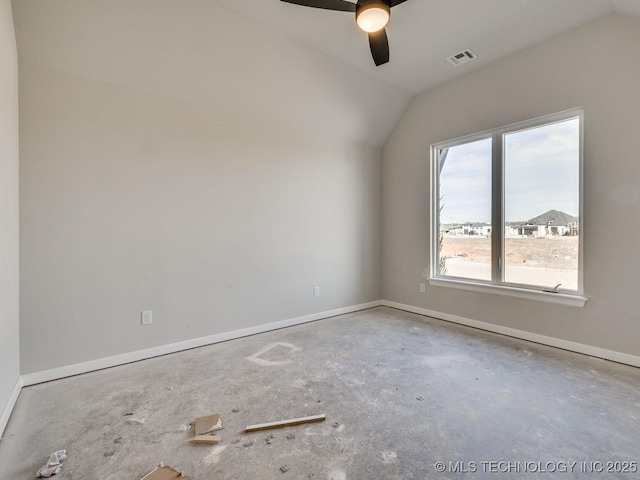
[0,376,23,440]
[22,301,382,387]
[381,300,640,368]
[7,299,639,435]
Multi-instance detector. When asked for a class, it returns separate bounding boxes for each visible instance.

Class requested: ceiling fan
[280,0,408,66]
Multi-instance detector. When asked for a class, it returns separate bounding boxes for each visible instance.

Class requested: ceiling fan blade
[368,28,389,66]
[389,0,408,6]
[280,0,356,12]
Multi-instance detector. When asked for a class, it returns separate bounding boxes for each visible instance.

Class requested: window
[430,109,584,305]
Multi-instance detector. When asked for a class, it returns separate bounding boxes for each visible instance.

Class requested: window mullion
[431,146,441,278]
[491,131,504,284]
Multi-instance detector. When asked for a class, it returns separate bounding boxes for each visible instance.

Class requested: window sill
[429,278,587,307]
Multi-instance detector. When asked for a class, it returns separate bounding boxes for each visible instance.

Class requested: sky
[439,118,579,224]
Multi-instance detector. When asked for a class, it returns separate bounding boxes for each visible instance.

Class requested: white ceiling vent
[446,49,478,67]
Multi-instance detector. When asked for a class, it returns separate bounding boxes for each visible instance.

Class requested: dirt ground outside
[440,235,579,291]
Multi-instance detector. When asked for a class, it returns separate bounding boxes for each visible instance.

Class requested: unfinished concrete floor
[1,306,639,479]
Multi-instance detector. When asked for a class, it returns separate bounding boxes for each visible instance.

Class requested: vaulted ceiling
[219,0,640,94]
[12,1,640,146]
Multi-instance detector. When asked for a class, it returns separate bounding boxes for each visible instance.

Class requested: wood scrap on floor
[141,463,192,480]
[245,414,326,432]
[189,435,221,445]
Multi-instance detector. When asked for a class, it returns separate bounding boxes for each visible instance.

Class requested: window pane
[438,138,492,281]
[504,118,580,291]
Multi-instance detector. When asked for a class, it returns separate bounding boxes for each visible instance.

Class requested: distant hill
[526,210,577,226]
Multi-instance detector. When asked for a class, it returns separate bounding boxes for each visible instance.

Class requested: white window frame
[429,108,586,307]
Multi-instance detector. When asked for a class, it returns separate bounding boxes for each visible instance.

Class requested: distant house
[445,222,491,237]
[518,210,578,236]
[504,221,523,237]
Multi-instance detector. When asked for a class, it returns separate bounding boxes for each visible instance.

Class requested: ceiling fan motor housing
[356,0,391,11]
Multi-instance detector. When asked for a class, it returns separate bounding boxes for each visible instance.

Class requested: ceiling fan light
[356,3,390,33]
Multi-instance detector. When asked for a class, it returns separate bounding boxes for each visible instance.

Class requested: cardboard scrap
[141,463,192,480]
[186,414,224,446]
[36,450,66,478]
[194,414,223,436]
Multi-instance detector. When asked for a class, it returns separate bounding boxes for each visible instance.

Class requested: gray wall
[14,0,406,376]
[0,0,20,421]
[19,62,383,374]
[383,14,640,357]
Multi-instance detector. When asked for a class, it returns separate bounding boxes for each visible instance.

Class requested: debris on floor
[280,464,290,473]
[126,417,146,425]
[189,435,221,445]
[188,413,224,445]
[416,396,424,401]
[286,433,295,440]
[245,414,326,432]
[231,408,240,413]
[193,414,223,435]
[113,437,122,443]
[36,450,66,478]
[141,463,192,480]
[244,441,254,447]
[265,434,274,444]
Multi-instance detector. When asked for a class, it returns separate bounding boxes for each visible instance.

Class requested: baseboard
[381,300,640,368]
[21,300,382,387]
[0,376,23,440]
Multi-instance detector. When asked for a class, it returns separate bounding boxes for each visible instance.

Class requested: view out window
[431,109,583,296]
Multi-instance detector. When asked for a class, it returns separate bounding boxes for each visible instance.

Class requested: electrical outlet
[419,283,426,293]
[141,310,152,325]
[313,286,320,297]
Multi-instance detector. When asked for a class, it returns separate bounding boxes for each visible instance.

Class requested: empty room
[1,0,640,478]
